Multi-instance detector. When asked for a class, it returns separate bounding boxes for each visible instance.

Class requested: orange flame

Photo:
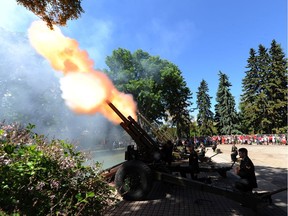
[28,21,137,124]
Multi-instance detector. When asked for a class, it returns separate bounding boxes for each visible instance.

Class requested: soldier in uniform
[235,148,258,192]
[162,140,174,166]
[231,143,238,162]
[188,144,200,180]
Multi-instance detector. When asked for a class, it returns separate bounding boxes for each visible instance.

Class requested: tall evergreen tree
[240,40,287,134]
[215,71,240,135]
[240,48,260,133]
[267,40,288,133]
[252,45,271,133]
[196,80,214,136]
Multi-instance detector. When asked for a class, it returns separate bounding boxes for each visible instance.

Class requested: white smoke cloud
[0,0,37,32]
[0,1,127,168]
[0,27,126,155]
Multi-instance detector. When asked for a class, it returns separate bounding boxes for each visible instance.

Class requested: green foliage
[0,122,118,215]
[240,40,287,134]
[16,0,84,29]
[105,48,192,138]
[196,80,215,136]
[214,71,241,135]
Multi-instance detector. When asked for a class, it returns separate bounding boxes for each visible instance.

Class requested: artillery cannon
[104,102,287,211]
[107,102,173,200]
[106,102,232,199]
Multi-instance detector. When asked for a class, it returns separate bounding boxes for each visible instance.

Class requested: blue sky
[0,0,287,114]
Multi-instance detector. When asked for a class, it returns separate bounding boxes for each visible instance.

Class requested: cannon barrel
[106,101,160,162]
[106,100,130,124]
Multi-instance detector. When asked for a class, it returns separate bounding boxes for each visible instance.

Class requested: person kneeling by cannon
[234,148,258,192]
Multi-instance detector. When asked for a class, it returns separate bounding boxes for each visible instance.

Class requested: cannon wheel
[115,160,153,201]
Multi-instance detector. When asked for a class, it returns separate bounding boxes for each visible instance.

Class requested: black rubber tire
[115,160,153,201]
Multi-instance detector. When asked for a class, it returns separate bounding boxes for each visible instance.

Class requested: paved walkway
[206,144,288,212]
[103,145,287,216]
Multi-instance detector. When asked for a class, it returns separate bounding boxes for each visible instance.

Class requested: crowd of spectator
[210,134,287,145]
[177,134,287,147]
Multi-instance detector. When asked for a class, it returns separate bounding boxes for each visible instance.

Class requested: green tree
[240,40,287,134]
[215,71,240,135]
[189,120,199,137]
[196,80,214,136]
[267,40,288,133]
[256,44,272,133]
[160,64,192,138]
[105,48,192,138]
[105,49,164,120]
[17,0,84,29]
[240,45,271,134]
[239,48,259,133]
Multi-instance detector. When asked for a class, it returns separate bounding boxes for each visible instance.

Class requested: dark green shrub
[0,122,118,215]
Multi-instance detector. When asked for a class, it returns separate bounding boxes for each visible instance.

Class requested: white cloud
[0,0,37,32]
